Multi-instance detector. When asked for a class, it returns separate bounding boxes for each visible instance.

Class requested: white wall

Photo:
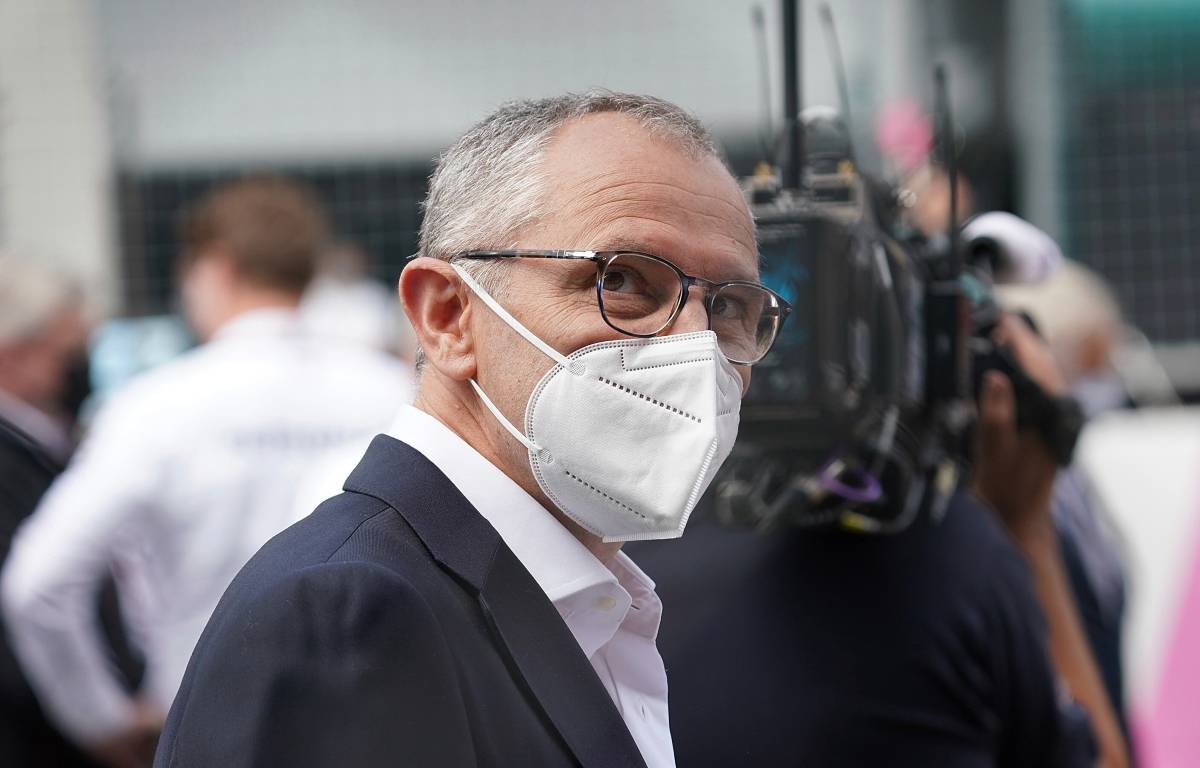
[0,0,116,308]
[1,1,934,305]
[97,0,924,168]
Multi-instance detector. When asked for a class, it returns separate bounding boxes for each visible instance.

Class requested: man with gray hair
[5,178,412,768]
[0,256,106,767]
[155,92,789,767]
[0,257,90,464]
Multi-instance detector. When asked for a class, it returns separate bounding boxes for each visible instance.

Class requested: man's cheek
[541,306,608,352]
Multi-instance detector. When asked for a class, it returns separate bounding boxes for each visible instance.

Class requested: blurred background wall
[8,0,1196,389]
[8,0,934,317]
[0,0,116,307]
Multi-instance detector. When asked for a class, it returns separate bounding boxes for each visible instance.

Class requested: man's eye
[601,267,642,294]
[711,294,747,319]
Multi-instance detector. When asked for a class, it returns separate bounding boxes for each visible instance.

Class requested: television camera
[718,1,1084,533]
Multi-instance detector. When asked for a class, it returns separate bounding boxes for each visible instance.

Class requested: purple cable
[817,458,884,504]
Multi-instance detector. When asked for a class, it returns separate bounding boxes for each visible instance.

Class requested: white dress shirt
[387,405,676,768]
[1,309,413,744]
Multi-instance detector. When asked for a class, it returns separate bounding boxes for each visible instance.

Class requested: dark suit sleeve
[157,561,477,768]
[985,544,1097,768]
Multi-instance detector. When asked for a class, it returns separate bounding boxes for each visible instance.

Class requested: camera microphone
[961,211,1062,285]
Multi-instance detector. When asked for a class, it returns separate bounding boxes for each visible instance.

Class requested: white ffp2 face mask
[453,265,743,543]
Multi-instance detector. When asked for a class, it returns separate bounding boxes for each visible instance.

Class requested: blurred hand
[972,314,1066,541]
[993,313,1067,397]
[86,698,162,768]
[977,315,1130,768]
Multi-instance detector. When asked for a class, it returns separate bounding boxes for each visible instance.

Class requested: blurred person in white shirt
[1,177,412,768]
[301,241,417,363]
[295,243,419,521]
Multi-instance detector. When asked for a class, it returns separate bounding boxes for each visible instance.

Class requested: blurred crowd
[1,177,414,767]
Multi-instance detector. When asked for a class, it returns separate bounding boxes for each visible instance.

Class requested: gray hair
[0,255,79,345]
[414,90,726,371]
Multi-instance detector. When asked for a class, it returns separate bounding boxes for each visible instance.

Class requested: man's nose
[669,290,709,334]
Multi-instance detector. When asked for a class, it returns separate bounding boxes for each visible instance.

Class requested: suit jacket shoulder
[161,494,477,767]
[158,437,646,768]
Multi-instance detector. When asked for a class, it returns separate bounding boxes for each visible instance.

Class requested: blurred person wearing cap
[999,261,1132,737]
[0,256,117,767]
[997,261,1128,419]
[153,92,777,768]
[2,178,412,768]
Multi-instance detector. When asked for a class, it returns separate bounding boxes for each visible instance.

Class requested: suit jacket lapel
[481,544,648,768]
[344,436,648,768]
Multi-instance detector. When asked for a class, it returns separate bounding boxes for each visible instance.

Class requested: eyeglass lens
[597,252,783,364]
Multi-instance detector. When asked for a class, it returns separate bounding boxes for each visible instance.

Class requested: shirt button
[595,595,617,611]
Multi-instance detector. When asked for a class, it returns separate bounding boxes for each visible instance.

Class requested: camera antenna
[818,3,856,165]
[934,64,959,274]
[781,0,805,191]
[751,5,777,163]
[923,63,969,408]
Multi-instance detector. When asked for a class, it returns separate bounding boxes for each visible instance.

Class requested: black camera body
[719,112,1082,533]
[716,0,1086,533]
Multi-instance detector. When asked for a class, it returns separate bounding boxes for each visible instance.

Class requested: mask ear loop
[452,264,578,372]
[468,378,543,454]
[451,263,564,457]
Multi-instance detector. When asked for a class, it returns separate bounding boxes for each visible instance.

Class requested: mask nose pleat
[594,376,703,424]
[528,339,737,542]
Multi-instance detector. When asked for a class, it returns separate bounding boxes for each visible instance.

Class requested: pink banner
[1136,488,1200,767]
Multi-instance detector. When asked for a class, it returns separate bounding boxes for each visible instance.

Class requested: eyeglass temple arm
[453,250,599,262]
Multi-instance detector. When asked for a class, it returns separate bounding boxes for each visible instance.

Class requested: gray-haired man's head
[398,90,756,547]
[0,255,91,418]
[412,91,735,371]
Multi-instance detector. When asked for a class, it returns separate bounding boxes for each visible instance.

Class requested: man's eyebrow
[596,237,660,255]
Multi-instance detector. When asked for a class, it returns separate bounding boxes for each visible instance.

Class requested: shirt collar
[0,387,73,461]
[211,308,304,343]
[385,404,661,658]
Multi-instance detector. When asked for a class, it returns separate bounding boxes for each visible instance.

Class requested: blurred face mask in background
[454,264,743,543]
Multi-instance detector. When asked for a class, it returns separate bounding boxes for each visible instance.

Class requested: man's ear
[399,258,476,381]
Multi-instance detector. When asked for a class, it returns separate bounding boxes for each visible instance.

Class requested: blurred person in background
[293,241,421,517]
[1,177,412,768]
[301,241,418,363]
[910,118,1131,755]
[635,313,1128,767]
[999,261,1132,737]
[0,256,120,768]
[998,261,1128,419]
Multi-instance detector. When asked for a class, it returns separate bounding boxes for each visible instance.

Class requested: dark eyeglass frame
[452,249,792,365]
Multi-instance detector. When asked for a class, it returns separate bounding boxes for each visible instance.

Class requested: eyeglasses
[452,250,791,365]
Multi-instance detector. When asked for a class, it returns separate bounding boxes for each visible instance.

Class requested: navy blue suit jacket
[155,436,647,768]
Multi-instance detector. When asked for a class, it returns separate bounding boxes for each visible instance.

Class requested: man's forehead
[538,115,757,277]
[543,113,727,192]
